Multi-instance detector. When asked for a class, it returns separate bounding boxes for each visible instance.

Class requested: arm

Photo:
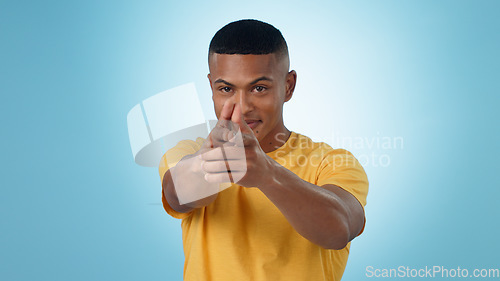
[162,165,217,213]
[201,146,365,249]
[258,160,365,250]
[201,102,366,249]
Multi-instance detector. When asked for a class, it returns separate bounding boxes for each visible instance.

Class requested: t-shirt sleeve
[159,138,204,219]
[315,147,369,236]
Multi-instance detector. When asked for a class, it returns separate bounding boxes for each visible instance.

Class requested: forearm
[257,160,354,250]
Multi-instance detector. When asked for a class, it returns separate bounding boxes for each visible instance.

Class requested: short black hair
[208,19,289,60]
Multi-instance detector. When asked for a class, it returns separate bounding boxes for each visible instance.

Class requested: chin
[253,129,267,141]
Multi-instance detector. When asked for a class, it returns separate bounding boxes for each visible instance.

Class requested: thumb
[201,133,214,149]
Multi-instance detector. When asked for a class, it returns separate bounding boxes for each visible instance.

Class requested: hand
[168,100,245,205]
[201,100,275,188]
[169,149,221,206]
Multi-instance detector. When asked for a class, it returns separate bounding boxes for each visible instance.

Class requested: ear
[207,73,213,91]
[284,70,297,102]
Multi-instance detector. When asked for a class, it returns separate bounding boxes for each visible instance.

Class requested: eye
[219,86,232,93]
[254,86,267,93]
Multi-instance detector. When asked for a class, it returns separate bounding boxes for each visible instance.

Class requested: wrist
[257,155,283,189]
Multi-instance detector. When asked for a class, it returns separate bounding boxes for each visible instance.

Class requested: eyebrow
[214,76,273,87]
[214,79,235,87]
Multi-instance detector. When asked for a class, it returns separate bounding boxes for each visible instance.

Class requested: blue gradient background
[1,1,498,280]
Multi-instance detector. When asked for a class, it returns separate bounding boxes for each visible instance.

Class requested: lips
[244,119,261,129]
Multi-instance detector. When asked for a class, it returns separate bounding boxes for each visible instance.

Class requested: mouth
[244,119,261,130]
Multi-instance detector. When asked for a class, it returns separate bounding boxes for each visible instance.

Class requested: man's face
[208,53,295,144]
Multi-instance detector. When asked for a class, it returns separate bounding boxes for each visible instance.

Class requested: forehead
[209,54,284,80]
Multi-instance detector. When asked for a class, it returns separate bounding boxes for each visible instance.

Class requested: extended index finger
[220,99,236,120]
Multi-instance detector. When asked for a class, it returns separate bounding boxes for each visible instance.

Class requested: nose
[236,91,254,115]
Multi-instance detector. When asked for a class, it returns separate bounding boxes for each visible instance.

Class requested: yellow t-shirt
[158,131,369,281]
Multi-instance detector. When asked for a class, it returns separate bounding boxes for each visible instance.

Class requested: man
[159,19,368,281]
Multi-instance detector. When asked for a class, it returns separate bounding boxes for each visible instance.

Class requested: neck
[259,124,291,153]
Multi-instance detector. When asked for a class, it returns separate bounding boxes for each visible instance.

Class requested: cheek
[259,96,282,119]
[213,95,227,118]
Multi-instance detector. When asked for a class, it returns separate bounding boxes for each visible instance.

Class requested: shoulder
[291,132,364,176]
[292,132,336,155]
[173,137,205,153]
